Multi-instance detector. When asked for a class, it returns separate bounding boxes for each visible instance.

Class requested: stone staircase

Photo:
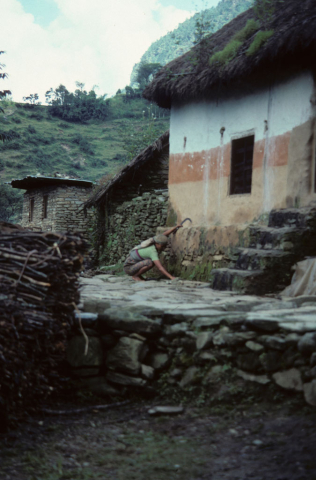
[210,206,316,295]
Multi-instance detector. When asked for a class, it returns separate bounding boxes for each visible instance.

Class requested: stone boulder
[106,337,145,375]
[98,309,161,336]
[272,369,303,391]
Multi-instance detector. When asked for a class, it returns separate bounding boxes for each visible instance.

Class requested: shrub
[210,39,243,65]
[29,113,44,121]
[12,117,21,124]
[71,133,95,155]
[58,122,71,129]
[27,125,36,134]
[246,30,274,56]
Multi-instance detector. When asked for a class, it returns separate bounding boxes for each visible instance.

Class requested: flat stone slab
[148,406,184,416]
[78,278,316,335]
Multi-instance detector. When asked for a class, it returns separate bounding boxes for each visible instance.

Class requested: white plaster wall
[170,72,314,154]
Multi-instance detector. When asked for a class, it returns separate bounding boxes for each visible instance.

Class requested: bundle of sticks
[0,222,88,423]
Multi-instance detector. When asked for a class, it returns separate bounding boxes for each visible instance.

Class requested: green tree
[136,62,162,90]
[0,184,23,222]
[23,93,41,105]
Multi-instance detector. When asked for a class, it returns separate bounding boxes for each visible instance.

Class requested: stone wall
[100,189,169,265]
[158,223,249,281]
[67,293,316,407]
[22,185,94,236]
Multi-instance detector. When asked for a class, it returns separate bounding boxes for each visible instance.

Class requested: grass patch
[209,19,260,66]
[246,29,274,56]
[233,19,259,42]
[210,39,242,66]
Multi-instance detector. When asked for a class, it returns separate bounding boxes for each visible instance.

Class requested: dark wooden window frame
[43,195,48,219]
[230,134,255,195]
[29,198,35,222]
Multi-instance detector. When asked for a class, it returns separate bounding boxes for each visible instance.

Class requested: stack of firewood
[0,222,88,423]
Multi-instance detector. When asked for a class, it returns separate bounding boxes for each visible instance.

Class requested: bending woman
[123,225,182,281]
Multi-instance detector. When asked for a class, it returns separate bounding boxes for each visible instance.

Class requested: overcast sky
[0,0,220,102]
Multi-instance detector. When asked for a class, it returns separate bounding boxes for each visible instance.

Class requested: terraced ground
[0,98,169,184]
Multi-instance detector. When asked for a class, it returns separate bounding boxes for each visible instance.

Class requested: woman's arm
[162,224,183,237]
[153,259,175,280]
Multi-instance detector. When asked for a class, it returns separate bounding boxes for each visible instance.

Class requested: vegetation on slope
[0,91,169,221]
[131,0,253,83]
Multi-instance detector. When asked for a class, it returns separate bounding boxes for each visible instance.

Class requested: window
[29,198,34,222]
[230,135,254,195]
[43,195,48,219]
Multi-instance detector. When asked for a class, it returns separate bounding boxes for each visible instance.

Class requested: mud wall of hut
[22,185,94,236]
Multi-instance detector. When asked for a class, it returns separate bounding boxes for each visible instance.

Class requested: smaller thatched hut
[85,131,169,265]
[10,175,94,236]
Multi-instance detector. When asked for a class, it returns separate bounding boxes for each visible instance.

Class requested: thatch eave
[84,130,169,210]
[143,0,316,109]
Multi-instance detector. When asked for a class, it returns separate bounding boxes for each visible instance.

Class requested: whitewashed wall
[169,71,316,227]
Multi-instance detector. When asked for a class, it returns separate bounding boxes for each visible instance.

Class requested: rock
[169,368,183,378]
[193,317,222,328]
[310,352,316,367]
[245,314,279,332]
[67,337,103,368]
[80,377,121,396]
[197,351,218,365]
[100,334,117,350]
[259,351,282,372]
[148,406,184,416]
[205,365,226,383]
[74,312,98,328]
[141,364,154,380]
[98,309,162,336]
[106,371,147,387]
[196,332,213,350]
[236,370,270,384]
[236,353,261,372]
[260,336,287,351]
[129,333,146,341]
[280,317,316,333]
[164,323,189,337]
[245,341,264,352]
[106,337,144,375]
[272,368,303,391]
[179,366,200,388]
[298,333,316,356]
[84,298,111,314]
[149,352,170,370]
[284,333,300,346]
[213,331,256,347]
[303,380,316,406]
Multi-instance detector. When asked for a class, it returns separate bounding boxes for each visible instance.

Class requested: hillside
[131,0,253,83]
[0,95,169,221]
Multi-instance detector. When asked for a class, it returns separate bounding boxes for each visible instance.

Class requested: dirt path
[1,398,315,480]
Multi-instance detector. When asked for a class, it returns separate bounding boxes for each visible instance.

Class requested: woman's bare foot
[132,275,145,281]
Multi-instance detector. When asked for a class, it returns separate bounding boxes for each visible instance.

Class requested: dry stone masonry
[22,185,94,236]
[100,189,169,265]
[66,276,316,407]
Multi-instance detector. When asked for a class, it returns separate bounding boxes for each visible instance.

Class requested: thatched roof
[84,130,169,209]
[143,0,316,108]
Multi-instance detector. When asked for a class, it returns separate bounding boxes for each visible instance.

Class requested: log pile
[0,222,88,423]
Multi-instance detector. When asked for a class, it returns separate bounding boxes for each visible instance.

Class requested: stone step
[268,207,316,229]
[235,248,295,271]
[209,268,265,294]
[248,226,304,251]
